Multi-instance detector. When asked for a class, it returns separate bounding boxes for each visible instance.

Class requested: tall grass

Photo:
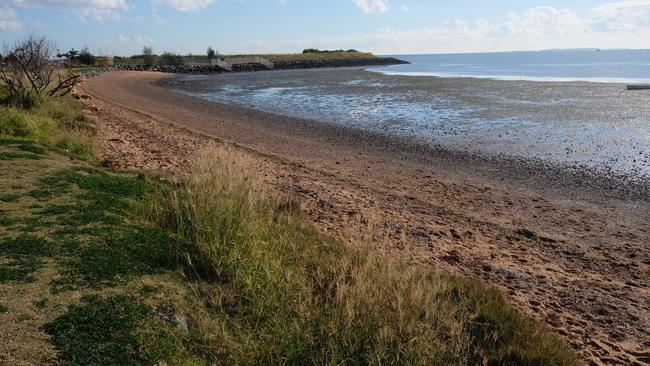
[0,94,95,161]
[146,146,578,365]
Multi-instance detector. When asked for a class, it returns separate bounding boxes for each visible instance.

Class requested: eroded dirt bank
[82,71,649,366]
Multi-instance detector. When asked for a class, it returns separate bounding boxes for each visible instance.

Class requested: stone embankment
[272,57,408,70]
[102,57,408,74]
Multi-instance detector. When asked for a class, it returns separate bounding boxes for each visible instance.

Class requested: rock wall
[103,57,408,74]
[272,57,408,70]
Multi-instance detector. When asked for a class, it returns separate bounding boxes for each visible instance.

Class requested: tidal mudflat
[174,68,650,184]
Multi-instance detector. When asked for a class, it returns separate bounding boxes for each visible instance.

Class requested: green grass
[0,257,43,283]
[10,140,48,155]
[224,51,376,62]
[67,65,104,73]
[0,210,19,227]
[52,226,179,290]
[0,193,20,202]
[0,151,43,160]
[0,235,55,282]
[43,295,185,366]
[0,95,95,162]
[1,235,57,257]
[3,166,181,290]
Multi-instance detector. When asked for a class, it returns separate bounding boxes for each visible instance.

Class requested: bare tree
[0,36,80,108]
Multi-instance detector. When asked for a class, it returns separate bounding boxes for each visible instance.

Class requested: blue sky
[1,0,650,56]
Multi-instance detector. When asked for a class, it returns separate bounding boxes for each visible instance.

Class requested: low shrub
[0,95,95,161]
[36,96,96,133]
[50,131,94,161]
[0,109,50,139]
[1,92,42,109]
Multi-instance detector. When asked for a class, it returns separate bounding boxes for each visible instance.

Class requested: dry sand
[82,71,649,366]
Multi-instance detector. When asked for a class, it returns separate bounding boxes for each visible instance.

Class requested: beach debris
[516,228,537,239]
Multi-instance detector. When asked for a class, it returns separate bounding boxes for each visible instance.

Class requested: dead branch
[0,36,81,107]
[47,72,81,97]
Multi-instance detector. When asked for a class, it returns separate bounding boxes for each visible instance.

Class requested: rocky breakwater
[273,57,408,70]
[105,57,408,75]
[106,64,228,74]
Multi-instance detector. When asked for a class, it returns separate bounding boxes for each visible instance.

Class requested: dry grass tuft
[145,146,579,365]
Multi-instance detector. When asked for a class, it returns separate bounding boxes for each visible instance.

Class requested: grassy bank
[0,97,579,365]
[0,93,95,161]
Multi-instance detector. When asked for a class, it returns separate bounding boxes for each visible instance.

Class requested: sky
[1,0,650,56]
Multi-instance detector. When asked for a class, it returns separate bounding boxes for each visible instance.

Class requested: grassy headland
[236,50,376,62]
[0,93,579,365]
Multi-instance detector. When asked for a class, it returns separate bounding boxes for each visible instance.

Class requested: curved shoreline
[165,73,650,203]
[83,71,650,365]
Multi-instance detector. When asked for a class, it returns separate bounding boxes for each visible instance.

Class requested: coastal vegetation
[143,47,155,67]
[302,48,360,54]
[0,36,579,365]
[207,46,218,60]
[0,36,81,109]
[57,46,96,67]
[241,50,375,62]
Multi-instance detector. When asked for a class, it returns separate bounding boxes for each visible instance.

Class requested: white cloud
[77,7,128,21]
[591,0,650,30]
[116,34,153,44]
[9,0,128,10]
[151,0,215,12]
[352,0,388,14]
[6,0,129,23]
[0,8,22,31]
[152,13,166,23]
[348,7,591,53]
[233,4,650,55]
[495,6,589,38]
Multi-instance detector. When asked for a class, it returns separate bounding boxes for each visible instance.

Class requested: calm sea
[376,50,650,83]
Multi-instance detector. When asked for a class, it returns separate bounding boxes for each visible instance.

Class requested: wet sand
[83,71,649,366]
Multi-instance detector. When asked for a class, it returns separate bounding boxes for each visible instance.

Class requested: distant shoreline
[373,49,650,84]
[368,69,650,84]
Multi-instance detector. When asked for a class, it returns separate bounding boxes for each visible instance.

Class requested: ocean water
[174,50,650,179]
[375,50,650,83]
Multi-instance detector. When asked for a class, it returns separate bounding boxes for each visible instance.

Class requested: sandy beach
[82,71,649,366]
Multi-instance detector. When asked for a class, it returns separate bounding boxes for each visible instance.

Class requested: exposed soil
[82,71,649,366]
